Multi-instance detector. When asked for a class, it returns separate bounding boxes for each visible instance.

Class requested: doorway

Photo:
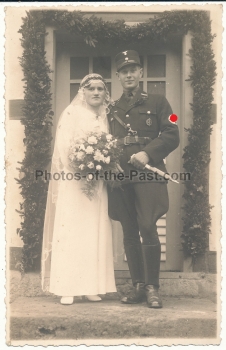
[55,37,183,271]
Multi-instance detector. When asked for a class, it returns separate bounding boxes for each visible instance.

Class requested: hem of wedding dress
[48,287,117,297]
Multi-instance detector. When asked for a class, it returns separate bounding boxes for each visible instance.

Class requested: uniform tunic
[108,89,179,181]
[107,89,179,285]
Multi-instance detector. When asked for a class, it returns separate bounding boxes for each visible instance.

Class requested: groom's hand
[129,151,150,169]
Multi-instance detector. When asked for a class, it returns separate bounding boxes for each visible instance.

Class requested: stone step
[9,296,219,344]
[10,271,217,303]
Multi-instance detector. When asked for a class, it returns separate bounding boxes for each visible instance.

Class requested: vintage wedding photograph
[5,2,222,346]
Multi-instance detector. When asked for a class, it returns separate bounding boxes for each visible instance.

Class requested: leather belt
[117,136,151,146]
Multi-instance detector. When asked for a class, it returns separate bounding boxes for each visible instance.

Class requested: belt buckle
[124,136,130,145]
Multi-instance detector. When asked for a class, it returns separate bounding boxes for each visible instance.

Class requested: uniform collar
[123,85,140,99]
[116,87,148,112]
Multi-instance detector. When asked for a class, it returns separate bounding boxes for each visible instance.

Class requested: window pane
[147,55,166,77]
[147,81,165,96]
[70,57,89,79]
[139,56,144,68]
[106,82,111,96]
[70,83,111,103]
[139,81,143,91]
[93,57,111,79]
[70,83,80,102]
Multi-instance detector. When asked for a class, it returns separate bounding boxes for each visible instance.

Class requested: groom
[107,50,179,308]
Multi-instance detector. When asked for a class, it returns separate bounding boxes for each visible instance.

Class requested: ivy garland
[17,10,216,271]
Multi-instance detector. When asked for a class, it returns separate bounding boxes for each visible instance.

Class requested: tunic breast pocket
[138,107,158,136]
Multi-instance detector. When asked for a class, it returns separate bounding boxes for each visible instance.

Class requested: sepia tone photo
[5,2,223,346]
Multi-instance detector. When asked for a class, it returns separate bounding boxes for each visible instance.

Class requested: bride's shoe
[85,295,102,302]
[60,296,74,305]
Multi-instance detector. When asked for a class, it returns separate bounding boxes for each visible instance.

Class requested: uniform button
[147,111,151,114]
[126,114,129,118]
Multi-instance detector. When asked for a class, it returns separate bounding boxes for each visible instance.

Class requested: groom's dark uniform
[107,50,179,307]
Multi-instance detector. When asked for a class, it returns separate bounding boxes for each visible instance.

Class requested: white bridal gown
[43,104,116,297]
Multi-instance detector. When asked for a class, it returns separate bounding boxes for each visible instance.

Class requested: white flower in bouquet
[79,144,85,151]
[76,151,85,161]
[103,149,108,155]
[79,164,85,170]
[106,134,113,142]
[96,165,102,170]
[94,150,105,162]
[88,136,98,145]
[112,139,118,148]
[69,154,75,161]
[87,162,94,169]
[85,146,94,154]
[104,156,111,164]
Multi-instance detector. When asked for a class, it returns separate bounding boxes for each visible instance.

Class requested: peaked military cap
[115,50,141,72]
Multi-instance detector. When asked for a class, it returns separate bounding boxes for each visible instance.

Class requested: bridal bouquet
[68,131,122,199]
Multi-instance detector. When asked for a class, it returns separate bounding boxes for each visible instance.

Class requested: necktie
[125,91,133,103]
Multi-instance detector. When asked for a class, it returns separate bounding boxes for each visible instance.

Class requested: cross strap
[112,110,137,135]
[112,110,128,130]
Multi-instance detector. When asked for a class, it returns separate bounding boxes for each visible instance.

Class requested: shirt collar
[123,85,140,98]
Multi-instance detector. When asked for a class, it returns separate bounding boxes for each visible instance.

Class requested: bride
[41,73,117,304]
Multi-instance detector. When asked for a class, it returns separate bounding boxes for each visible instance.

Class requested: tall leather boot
[142,244,162,308]
[125,244,145,285]
[121,244,146,304]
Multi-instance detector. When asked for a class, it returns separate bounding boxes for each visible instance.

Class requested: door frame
[45,26,193,272]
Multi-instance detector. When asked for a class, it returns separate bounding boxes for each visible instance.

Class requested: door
[55,37,183,271]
